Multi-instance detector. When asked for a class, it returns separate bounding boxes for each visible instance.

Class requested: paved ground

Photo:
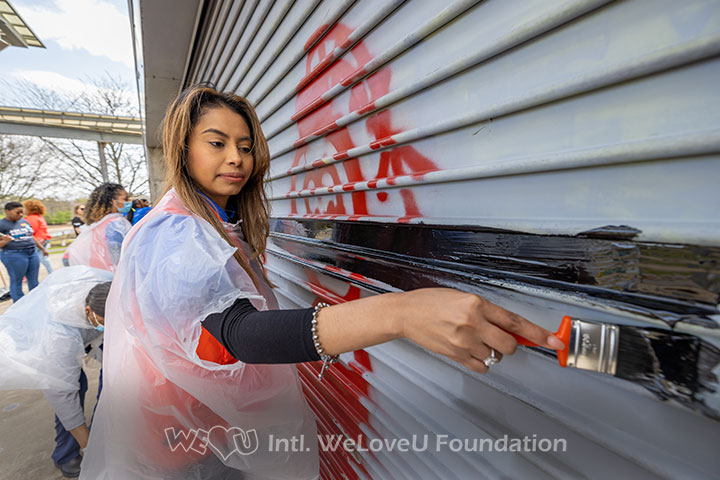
[0,240,102,479]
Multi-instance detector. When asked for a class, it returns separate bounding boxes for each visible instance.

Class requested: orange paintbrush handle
[507,316,573,367]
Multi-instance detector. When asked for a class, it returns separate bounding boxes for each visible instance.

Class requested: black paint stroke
[267,219,720,419]
[616,327,720,421]
[269,219,719,328]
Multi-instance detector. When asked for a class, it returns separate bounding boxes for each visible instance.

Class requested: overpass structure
[0,105,143,182]
[0,106,142,144]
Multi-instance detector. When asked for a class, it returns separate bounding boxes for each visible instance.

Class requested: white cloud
[18,0,134,68]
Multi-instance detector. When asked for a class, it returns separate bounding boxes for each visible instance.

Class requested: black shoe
[54,455,82,478]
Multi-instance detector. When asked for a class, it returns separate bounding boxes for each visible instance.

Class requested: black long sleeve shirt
[201,298,321,364]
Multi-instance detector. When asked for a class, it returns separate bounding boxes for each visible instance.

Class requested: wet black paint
[268,218,720,418]
[578,224,642,240]
[269,219,720,326]
[615,327,720,421]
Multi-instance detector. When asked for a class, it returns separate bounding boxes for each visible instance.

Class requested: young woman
[66,184,132,272]
[0,266,112,478]
[82,86,564,479]
[23,199,54,274]
[0,201,49,302]
[71,204,86,236]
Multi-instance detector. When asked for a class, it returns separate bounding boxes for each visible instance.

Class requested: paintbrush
[511,316,720,419]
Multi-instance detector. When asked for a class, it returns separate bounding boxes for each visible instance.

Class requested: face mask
[117,200,132,214]
[89,311,104,332]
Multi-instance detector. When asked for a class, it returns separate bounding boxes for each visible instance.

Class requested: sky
[0,0,147,199]
[0,0,137,106]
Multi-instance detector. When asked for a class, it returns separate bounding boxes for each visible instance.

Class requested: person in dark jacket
[71,204,86,236]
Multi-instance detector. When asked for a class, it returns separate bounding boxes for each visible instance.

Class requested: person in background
[23,199,54,274]
[71,204,85,236]
[0,201,48,302]
[126,198,151,226]
[65,184,131,272]
[0,266,112,478]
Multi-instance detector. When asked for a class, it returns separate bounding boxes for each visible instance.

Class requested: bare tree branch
[3,74,148,198]
[0,135,50,201]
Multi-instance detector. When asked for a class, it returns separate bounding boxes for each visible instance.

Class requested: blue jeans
[37,240,53,274]
[52,367,104,465]
[0,248,39,302]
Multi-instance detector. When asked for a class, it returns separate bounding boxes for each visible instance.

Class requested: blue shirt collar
[196,190,236,223]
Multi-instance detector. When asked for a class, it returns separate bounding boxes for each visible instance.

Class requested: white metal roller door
[181,1,720,478]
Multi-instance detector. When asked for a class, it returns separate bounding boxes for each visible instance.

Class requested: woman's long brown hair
[161,85,271,287]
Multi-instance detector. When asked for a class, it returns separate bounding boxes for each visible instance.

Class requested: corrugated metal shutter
[185,1,720,478]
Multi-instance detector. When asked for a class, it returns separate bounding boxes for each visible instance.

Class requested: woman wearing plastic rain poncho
[0,266,112,478]
[66,183,132,272]
[80,86,565,479]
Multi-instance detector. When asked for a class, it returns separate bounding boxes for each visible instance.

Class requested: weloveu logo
[164,426,259,460]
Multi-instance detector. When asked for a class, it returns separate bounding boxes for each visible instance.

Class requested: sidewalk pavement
[0,252,102,479]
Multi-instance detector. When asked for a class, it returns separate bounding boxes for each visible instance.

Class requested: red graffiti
[290,23,438,221]
[289,24,441,479]
[299,266,372,480]
[304,267,362,303]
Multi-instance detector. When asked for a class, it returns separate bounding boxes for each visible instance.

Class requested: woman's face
[4,207,23,222]
[186,106,254,209]
[111,190,130,213]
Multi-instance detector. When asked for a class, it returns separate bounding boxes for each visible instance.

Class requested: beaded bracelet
[311,302,339,380]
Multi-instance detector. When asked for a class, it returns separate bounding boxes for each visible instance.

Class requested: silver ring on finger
[482,348,499,367]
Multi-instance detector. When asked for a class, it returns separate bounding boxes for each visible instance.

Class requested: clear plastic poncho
[66,213,131,272]
[0,266,112,392]
[81,189,318,480]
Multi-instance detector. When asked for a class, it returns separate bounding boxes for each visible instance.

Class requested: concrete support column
[97,141,109,182]
[146,146,166,202]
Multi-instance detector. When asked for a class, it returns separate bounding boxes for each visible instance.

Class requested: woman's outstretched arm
[203,288,564,373]
[315,288,564,373]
